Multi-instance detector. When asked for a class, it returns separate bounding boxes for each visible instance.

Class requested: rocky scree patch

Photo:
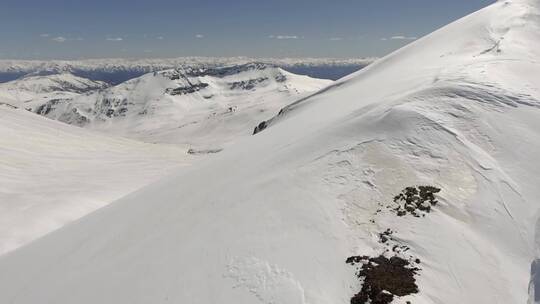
[346,186,441,303]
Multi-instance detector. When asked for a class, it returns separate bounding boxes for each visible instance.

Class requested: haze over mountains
[1,0,540,304]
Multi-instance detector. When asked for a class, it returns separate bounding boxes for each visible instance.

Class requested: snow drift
[0,0,539,303]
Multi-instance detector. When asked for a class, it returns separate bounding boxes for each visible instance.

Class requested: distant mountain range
[0,57,375,84]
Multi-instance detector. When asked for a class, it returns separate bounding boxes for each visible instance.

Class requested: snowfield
[0,105,187,255]
[0,0,540,304]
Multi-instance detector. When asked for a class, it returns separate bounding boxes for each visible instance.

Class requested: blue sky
[0,0,494,59]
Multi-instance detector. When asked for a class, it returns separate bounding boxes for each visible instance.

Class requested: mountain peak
[30,62,331,147]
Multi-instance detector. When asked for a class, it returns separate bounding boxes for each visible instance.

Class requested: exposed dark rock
[183,62,272,78]
[35,99,62,115]
[253,120,268,135]
[229,77,268,90]
[187,148,223,155]
[392,186,441,216]
[0,102,18,109]
[346,255,420,304]
[95,97,131,118]
[379,229,393,244]
[166,82,209,95]
[346,255,370,266]
[274,73,287,82]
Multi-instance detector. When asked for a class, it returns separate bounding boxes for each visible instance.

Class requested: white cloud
[52,36,67,43]
[330,37,343,41]
[268,35,299,40]
[106,37,123,41]
[380,35,417,41]
[195,34,204,39]
[156,36,164,40]
[40,33,50,38]
[390,35,417,40]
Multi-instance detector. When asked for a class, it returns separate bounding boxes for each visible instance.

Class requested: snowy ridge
[0,73,108,109]
[0,1,539,304]
[0,73,107,94]
[256,0,540,134]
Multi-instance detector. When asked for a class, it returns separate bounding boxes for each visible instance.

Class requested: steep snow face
[0,1,539,304]
[0,105,186,255]
[0,73,108,109]
[38,63,331,148]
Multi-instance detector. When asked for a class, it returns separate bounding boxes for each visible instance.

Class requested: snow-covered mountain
[0,104,187,255]
[0,1,539,304]
[0,64,329,256]
[0,73,108,108]
[36,63,332,148]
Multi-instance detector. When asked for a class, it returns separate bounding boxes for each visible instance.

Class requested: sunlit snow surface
[0,0,540,303]
[0,106,187,254]
[0,65,330,255]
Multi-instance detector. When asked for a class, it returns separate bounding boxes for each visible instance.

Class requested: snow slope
[1,1,539,304]
[0,73,108,109]
[37,63,331,149]
[0,104,186,255]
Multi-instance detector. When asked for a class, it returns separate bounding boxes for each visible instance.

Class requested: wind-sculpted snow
[0,1,539,304]
[226,257,307,304]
